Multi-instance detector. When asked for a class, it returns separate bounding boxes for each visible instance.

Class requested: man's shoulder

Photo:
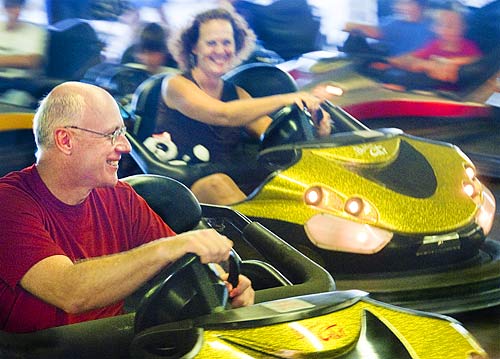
[0,167,32,189]
[0,168,38,207]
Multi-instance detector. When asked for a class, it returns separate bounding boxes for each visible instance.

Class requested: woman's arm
[163,75,321,127]
[237,86,272,138]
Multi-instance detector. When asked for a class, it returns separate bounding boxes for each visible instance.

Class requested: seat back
[81,62,151,99]
[129,72,176,141]
[222,62,298,98]
[122,174,202,233]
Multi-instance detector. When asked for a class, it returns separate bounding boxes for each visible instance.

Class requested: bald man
[0,82,254,333]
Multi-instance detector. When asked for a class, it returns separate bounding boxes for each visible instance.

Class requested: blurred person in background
[382,2,482,90]
[344,0,435,56]
[0,0,47,103]
[121,21,178,73]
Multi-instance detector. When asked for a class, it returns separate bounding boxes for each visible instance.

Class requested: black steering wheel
[134,250,241,334]
[260,103,320,151]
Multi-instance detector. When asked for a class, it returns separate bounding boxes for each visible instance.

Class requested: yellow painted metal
[234,137,478,234]
[0,112,34,131]
[195,300,486,358]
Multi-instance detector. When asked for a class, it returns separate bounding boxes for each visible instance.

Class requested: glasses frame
[64,125,127,145]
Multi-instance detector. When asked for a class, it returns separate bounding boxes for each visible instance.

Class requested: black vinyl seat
[222,62,298,97]
[129,72,174,142]
[122,174,201,233]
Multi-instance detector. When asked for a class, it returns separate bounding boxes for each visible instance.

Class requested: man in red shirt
[0,81,254,333]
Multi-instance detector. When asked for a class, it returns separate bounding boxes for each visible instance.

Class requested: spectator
[0,81,254,333]
[344,0,435,56]
[121,22,177,73]
[155,8,330,205]
[384,2,482,90]
[0,0,47,103]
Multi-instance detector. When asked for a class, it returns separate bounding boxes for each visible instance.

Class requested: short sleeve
[0,186,65,288]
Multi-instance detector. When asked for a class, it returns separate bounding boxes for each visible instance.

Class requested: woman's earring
[189,53,197,67]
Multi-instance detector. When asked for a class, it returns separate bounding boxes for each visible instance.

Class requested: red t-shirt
[0,165,176,332]
[412,38,482,60]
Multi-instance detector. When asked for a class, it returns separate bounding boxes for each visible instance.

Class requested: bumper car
[0,174,489,359]
[120,66,499,314]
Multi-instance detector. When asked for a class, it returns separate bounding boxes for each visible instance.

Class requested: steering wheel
[134,250,241,334]
[260,103,319,151]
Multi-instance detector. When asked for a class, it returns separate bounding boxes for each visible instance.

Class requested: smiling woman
[150,7,331,204]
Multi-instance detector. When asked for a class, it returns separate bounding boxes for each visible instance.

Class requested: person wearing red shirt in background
[383,2,482,91]
[0,81,254,333]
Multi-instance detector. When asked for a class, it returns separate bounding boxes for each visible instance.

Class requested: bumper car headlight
[304,214,393,254]
[476,186,496,236]
[304,187,379,224]
[464,164,476,181]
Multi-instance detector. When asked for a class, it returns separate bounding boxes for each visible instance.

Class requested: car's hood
[235,134,478,234]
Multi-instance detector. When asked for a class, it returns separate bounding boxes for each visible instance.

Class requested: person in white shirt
[0,0,47,77]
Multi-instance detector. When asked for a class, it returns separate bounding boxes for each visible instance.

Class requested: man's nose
[115,133,131,154]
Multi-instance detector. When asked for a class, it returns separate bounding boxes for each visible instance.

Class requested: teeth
[107,160,119,167]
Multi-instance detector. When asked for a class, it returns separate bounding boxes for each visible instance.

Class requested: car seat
[222,62,298,97]
[123,174,202,233]
[129,72,173,142]
[81,62,151,100]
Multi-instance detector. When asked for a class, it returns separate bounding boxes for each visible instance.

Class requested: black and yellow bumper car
[119,71,499,314]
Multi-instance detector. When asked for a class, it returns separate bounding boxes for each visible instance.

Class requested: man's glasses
[64,126,127,145]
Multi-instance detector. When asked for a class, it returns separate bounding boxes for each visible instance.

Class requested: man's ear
[54,128,73,155]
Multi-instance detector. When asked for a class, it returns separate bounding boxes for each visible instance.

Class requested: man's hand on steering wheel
[221,270,255,308]
[173,228,233,264]
[172,228,255,308]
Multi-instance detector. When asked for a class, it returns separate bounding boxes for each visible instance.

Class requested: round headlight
[345,197,364,216]
[463,182,476,197]
[305,186,323,206]
[464,165,476,180]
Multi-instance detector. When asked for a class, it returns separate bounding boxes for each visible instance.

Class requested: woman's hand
[313,108,332,137]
